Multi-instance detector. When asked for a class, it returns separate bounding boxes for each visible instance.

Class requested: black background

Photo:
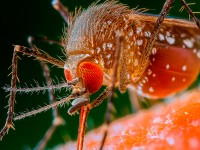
[0,0,199,149]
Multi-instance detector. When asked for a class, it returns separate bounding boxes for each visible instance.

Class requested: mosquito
[1,0,200,150]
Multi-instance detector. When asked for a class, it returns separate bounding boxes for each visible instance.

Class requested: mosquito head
[77,61,103,94]
[64,60,103,94]
[64,63,73,82]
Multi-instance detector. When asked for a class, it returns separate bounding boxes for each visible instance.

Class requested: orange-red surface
[57,88,200,150]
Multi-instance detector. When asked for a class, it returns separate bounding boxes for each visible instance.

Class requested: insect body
[64,2,200,99]
[1,1,200,150]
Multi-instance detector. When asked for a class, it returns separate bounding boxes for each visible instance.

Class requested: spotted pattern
[66,2,200,98]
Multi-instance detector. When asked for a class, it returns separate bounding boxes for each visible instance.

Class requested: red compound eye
[64,67,72,82]
[78,61,103,94]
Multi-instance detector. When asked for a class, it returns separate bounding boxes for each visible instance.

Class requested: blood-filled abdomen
[135,46,200,98]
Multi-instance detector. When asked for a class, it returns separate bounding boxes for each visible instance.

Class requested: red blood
[137,46,200,98]
[78,61,103,94]
[64,68,72,82]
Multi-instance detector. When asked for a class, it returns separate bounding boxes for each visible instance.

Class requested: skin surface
[56,88,200,150]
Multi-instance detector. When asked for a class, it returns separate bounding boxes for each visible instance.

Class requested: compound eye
[64,66,72,82]
[78,61,103,94]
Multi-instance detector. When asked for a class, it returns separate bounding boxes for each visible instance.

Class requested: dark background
[0,0,199,149]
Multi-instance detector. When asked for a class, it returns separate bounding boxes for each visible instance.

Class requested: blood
[136,46,200,98]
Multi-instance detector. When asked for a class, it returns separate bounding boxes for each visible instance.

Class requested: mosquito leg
[28,36,63,46]
[33,63,64,150]
[127,85,141,113]
[138,0,175,78]
[180,0,200,29]
[88,87,110,109]
[99,33,124,150]
[118,33,129,93]
[117,30,141,112]
[28,37,64,150]
[33,117,64,150]
[52,0,71,26]
[0,48,18,140]
[14,45,64,68]
[140,0,200,77]
[0,44,64,140]
[14,89,87,121]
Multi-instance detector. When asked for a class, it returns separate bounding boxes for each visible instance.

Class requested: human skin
[56,88,200,150]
